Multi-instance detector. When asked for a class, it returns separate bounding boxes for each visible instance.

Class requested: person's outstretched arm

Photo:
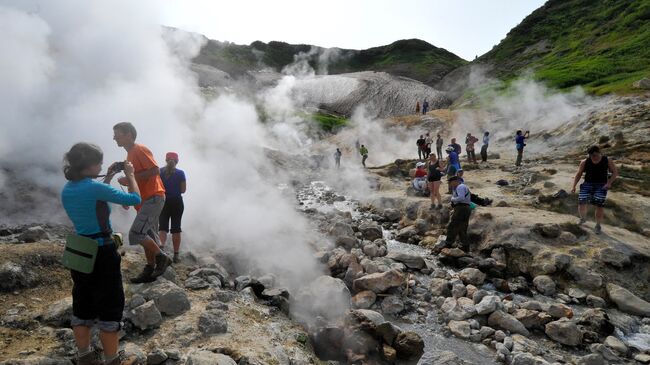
[605,159,618,189]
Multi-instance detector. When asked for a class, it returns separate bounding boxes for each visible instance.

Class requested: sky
[160,0,547,61]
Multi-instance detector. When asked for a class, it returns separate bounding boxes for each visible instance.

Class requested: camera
[108,162,125,174]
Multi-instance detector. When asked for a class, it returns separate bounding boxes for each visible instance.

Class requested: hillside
[192,38,467,85]
[465,0,650,95]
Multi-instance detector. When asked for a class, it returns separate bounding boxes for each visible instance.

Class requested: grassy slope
[193,39,467,85]
[478,0,650,94]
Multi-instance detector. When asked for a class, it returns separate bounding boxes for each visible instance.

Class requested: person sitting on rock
[61,143,142,365]
[412,162,428,194]
[571,145,618,234]
[443,175,472,251]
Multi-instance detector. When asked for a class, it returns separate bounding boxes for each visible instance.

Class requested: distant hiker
[113,122,171,283]
[424,132,433,157]
[480,132,490,162]
[412,162,428,193]
[445,146,462,193]
[360,144,369,167]
[61,143,141,365]
[158,152,186,264]
[416,135,426,159]
[422,99,429,114]
[427,153,445,209]
[465,133,479,164]
[334,148,342,168]
[450,138,462,155]
[415,101,420,114]
[355,139,360,151]
[444,175,472,251]
[571,146,619,234]
[436,134,444,161]
[515,130,530,166]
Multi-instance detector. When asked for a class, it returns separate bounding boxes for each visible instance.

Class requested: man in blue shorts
[571,146,618,234]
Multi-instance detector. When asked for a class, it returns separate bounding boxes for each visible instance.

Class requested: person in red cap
[158,151,186,263]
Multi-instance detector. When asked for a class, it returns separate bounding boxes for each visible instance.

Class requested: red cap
[166,152,179,161]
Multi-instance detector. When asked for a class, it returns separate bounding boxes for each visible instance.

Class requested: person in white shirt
[444,175,472,250]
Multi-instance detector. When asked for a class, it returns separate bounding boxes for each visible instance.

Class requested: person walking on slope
[359,144,369,168]
[415,101,420,114]
[515,130,530,167]
[480,132,490,162]
[424,133,433,157]
[416,135,426,160]
[422,99,429,114]
[334,148,342,168]
[427,153,445,209]
[436,134,444,161]
[465,133,479,164]
[61,143,142,365]
[571,146,618,234]
[158,152,186,263]
[444,175,472,251]
[113,122,172,283]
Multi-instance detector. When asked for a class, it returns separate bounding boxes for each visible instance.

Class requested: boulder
[294,276,351,319]
[351,291,376,309]
[575,354,605,365]
[42,297,73,327]
[603,335,628,354]
[186,351,237,365]
[428,278,450,297]
[146,348,168,365]
[441,297,476,321]
[18,226,50,242]
[381,296,405,314]
[129,301,162,330]
[138,279,191,316]
[359,223,383,241]
[335,236,357,250]
[393,331,424,361]
[387,252,425,270]
[383,209,402,222]
[544,318,582,346]
[198,310,228,335]
[458,268,486,286]
[598,248,631,268]
[395,226,418,242]
[353,269,404,293]
[510,352,550,365]
[567,265,602,289]
[448,320,471,339]
[488,310,530,336]
[352,309,386,326]
[475,295,501,315]
[606,283,650,317]
[0,262,38,291]
[633,77,650,89]
[184,276,210,290]
[329,222,354,238]
[532,275,556,296]
[586,295,606,308]
[547,303,573,319]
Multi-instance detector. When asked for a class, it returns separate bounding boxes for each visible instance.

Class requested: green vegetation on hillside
[311,112,348,132]
[193,39,467,85]
[478,0,650,94]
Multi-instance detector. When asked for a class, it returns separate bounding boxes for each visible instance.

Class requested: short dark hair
[113,122,137,140]
[516,130,522,135]
[485,132,489,135]
[588,146,601,155]
[448,175,461,182]
[63,143,103,181]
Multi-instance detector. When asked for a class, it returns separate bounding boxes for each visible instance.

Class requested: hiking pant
[480,145,488,162]
[446,204,472,249]
[335,158,340,168]
[418,147,424,160]
[436,146,443,160]
[516,149,523,166]
[467,150,476,163]
[362,154,368,167]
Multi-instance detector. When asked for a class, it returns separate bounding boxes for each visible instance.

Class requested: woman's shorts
[159,196,184,233]
[70,244,124,332]
[578,182,608,207]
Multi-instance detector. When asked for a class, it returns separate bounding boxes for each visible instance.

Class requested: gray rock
[205,301,229,311]
[146,348,168,365]
[362,244,380,258]
[567,287,587,300]
[574,354,604,365]
[603,335,627,354]
[335,236,357,249]
[547,303,573,319]
[488,310,530,336]
[189,266,229,284]
[441,297,476,321]
[383,208,402,222]
[606,283,650,317]
[138,279,191,316]
[451,283,467,298]
[448,320,471,339]
[212,290,236,303]
[589,343,622,363]
[0,262,38,291]
[329,222,354,238]
[198,310,228,335]
[494,330,506,342]
[352,309,386,325]
[353,269,404,293]
[633,77,650,89]
[186,351,237,365]
[510,352,550,365]
[635,353,650,363]
[42,297,72,327]
[544,318,582,346]
[129,294,146,309]
[358,223,383,241]
[586,295,606,308]
[294,276,351,319]
[428,278,450,297]
[386,252,425,270]
[184,276,210,290]
[395,225,418,242]
[476,295,501,315]
[479,326,495,339]
[598,248,631,268]
[458,268,486,286]
[567,265,602,289]
[381,296,404,314]
[393,331,424,360]
[532,275,556,296]
[18,226,50,243]
[122,343,147,365]
[351,290,376,309]
[129,301,162,330]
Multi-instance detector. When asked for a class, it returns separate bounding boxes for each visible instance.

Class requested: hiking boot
[437,204,443,209]
[129,265,154,284]
[578,217,586,225]
[103,355,121,365]
[173,253,180,264]
[594,223,602,235]
[76,351,100,365]
[151,253,172,278]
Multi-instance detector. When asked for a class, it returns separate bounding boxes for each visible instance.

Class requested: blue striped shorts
[578,182,608,207]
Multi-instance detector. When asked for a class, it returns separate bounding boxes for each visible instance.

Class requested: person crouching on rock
[444,175,472,251]
[571,145,618,234]
[113,122,171,283]
[158,152,186,263]
[61,143,142,365]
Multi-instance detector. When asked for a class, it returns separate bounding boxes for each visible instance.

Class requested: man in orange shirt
[113,122,171,283]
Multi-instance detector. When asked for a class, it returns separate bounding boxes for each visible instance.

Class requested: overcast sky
[161,0,546,61]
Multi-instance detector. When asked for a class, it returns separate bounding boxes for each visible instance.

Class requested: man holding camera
[113,122,171,283]
[515,130,530,167]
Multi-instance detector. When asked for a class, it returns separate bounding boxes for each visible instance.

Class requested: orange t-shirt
[127,144,165,201]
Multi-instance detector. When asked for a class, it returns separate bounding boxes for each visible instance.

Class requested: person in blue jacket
[61,143,141,365]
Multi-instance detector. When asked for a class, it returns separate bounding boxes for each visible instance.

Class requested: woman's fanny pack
[62,234,99,274]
